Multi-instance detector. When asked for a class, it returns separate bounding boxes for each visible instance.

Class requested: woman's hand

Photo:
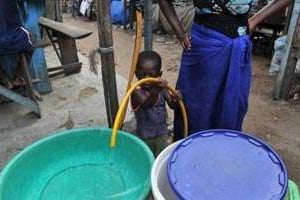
[159,0,191,50]
[178,33,191,50]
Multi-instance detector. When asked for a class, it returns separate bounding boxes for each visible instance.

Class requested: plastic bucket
[151,141,181,200]
[151,131,300,200]
[286,180,300,200]
[0,127,154,200]
[151,133,300,200]
[167,130,289,200]
[111,0,129,25]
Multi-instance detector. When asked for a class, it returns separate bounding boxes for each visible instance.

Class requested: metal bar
[274,0,300,100]
[144,0,153,50]
[97,0,119,127]
[45,28,63,64]
[124,0,128,30]
[129,0,135,29]
[284,3,294,34]
[0,85,40,116]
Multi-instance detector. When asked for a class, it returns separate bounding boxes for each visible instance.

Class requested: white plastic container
[151,141,181,200]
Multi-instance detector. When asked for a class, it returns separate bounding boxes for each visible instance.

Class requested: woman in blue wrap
[159,0,291,140]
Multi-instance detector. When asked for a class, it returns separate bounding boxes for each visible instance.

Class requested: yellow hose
[126,10,143,91]
[111,77,188,148]
[117,10,144,129]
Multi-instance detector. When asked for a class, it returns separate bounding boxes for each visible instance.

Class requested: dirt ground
[63,14,300,184]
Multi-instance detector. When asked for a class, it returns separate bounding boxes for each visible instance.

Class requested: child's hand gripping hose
[110,77,188,148]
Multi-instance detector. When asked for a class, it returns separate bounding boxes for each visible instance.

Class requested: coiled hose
[110,77,188,148]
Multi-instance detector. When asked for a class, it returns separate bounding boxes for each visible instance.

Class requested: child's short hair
[137,50,162,71]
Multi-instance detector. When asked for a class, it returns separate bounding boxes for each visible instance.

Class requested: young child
[131,50,180,156]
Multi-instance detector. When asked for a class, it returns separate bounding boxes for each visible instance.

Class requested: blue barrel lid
[167,130,288,200]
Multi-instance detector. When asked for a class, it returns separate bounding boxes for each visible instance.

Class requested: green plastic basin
[0,128,154,200]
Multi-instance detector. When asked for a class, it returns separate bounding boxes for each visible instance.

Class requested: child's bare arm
[131,87,160,110]
[164,89,182,110]
[157,79,181,109]
[131,88,149,110]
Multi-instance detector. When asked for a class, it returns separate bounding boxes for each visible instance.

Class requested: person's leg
[145,138,155,200]
[153,134,169,157]
[0,54,22,89]
[143,138,156,156]
[0,66,13,89]
[173,108,184,141]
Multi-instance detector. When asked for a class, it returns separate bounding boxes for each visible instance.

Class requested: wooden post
[56,34,79,64]
[96,0,119,127]
[45,0,55,20]
[274,0,300,100]
[45,0,62,22]
[56,0,63,22]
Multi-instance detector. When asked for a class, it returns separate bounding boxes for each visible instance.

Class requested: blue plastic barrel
[168,129,288,200]
[110,0,129,25]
